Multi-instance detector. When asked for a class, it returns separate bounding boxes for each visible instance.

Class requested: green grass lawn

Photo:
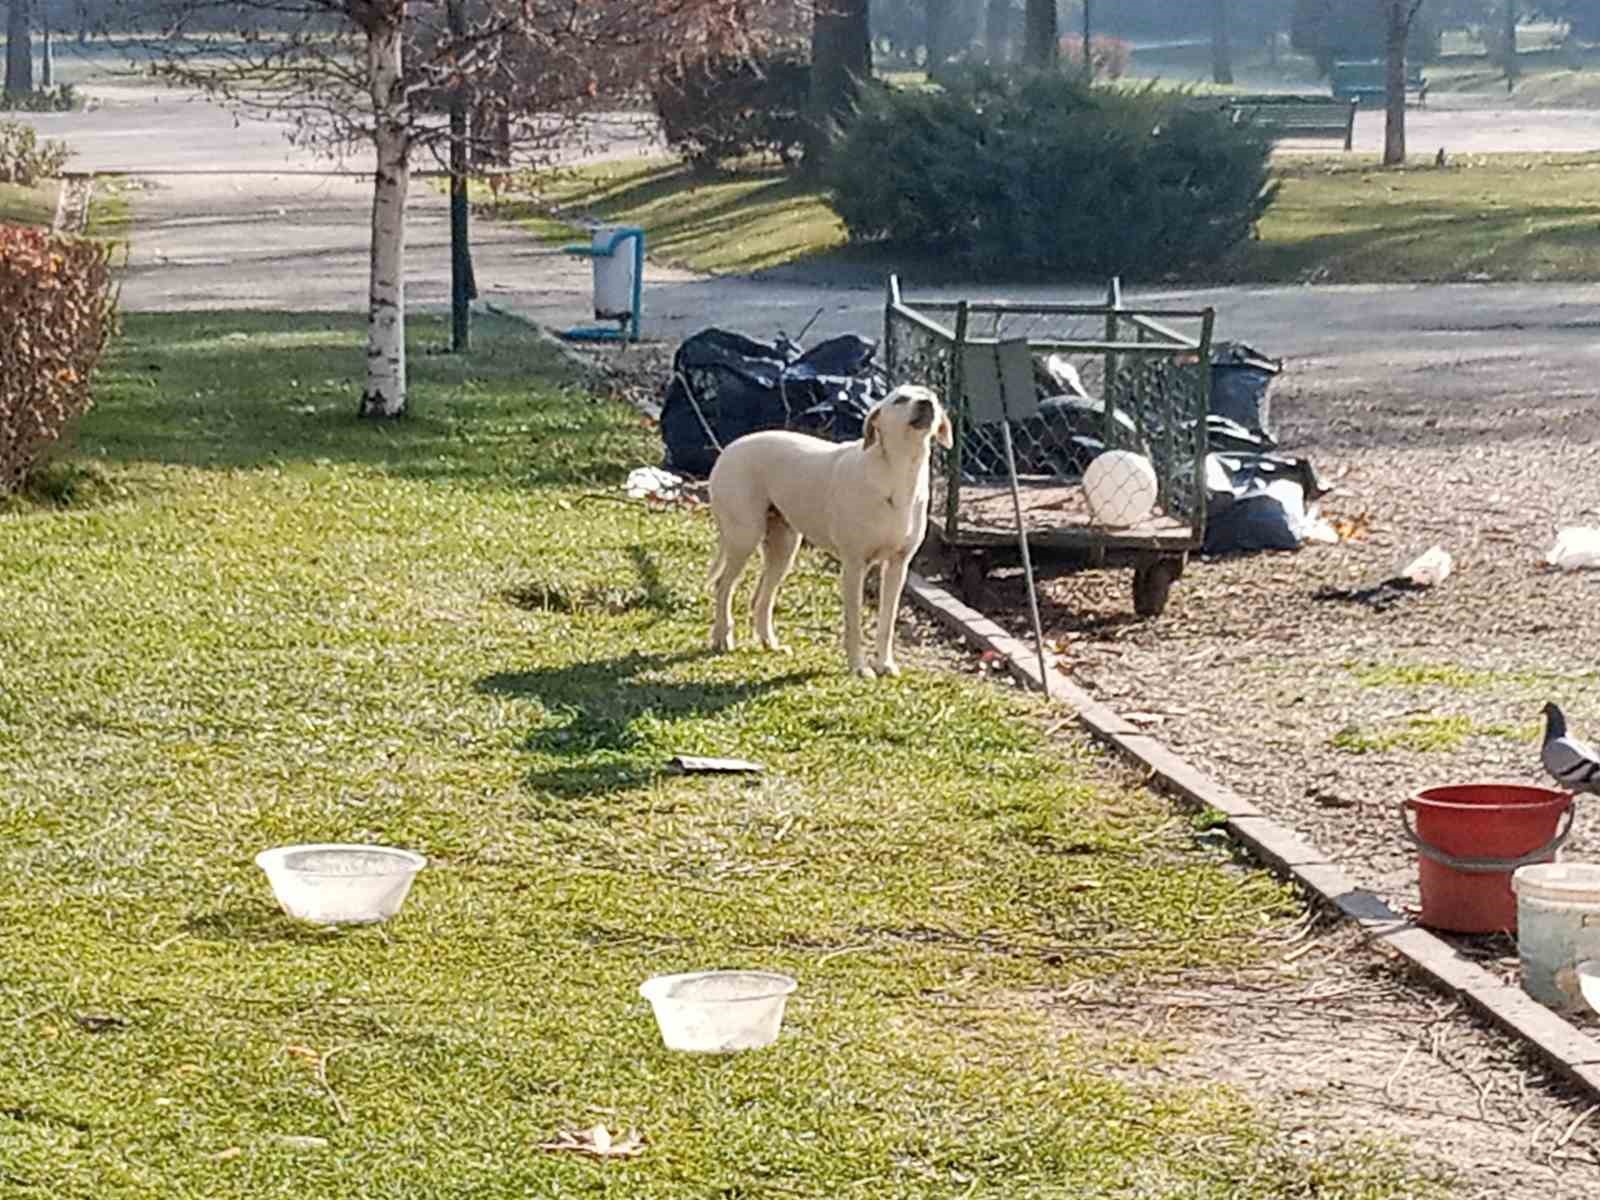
[0,310,1444,1197]
[491,150,1600,285]
[0,179,59,226]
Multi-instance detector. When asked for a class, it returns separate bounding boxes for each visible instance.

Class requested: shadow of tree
[85,311,639,486]
[478,650,815,800]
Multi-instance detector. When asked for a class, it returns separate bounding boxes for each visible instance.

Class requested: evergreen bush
[826,69,1277,277]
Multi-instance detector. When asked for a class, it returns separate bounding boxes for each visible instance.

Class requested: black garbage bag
[1210,341,1281,445]
[1202,451,1331,555]
[961,394,1145,481]
[659,329,883,478]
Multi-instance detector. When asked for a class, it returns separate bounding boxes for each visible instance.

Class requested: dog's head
[863,385,952,454]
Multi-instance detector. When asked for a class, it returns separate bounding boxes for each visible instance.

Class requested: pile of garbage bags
[656,327,1324,555]
[658,328,882,479]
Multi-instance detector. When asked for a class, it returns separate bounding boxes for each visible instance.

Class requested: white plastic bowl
[255,843,426,925]
[1577,960,1600,1016]
[639,970,797,1053]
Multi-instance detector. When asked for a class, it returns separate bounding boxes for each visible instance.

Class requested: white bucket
[1511,862,1600,1012]
[591,225,637,321]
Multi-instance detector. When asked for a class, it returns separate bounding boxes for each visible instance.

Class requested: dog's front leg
[873,552,911,677]
[841,558,873,678]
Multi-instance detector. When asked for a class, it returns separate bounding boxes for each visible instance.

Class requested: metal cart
[883,275,1215,617]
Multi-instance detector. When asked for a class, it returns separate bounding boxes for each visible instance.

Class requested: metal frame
[884,275,1216,617]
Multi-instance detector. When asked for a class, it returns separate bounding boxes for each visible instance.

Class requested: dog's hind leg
[709,521,760,653]
[872,552,911,677]
[752,509,802,652]
[840,558,873,678]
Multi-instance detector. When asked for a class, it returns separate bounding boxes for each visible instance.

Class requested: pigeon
[1541,702,1600,796]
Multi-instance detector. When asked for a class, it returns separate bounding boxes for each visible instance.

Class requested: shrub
[1058,35,1132,80]
[0,84,79,113]
[826,69,1277,277]
[0,119,71,185]
[0,224,117,495]
[652,45,810,170]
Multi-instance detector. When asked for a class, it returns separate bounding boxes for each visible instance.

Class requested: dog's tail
[706,545,728,594]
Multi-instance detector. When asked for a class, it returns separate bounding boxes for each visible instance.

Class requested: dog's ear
[862,404,883,451]
[935,407,953,450]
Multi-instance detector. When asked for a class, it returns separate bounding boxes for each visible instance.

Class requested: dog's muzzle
[910,399,936,429]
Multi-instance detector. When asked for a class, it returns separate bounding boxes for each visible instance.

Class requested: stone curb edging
[52,172,94,236]
[902,570,1600,1102]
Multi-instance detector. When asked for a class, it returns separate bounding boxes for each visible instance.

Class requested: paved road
[15,80,1600,403]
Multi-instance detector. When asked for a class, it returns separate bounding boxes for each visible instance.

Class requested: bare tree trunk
[1212,0,1233,84]
[925,0,955,78]
[984,0,1010,63]
[5,0,32,98]
[1504,0,1519,88]
[804,0,869,175]
[1023,0,1057,69]
[360,15,409,419]
[1382,0,1418,167]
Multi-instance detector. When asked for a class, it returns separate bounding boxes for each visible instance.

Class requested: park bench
[1188,94,1358,151]
[1331,59,1428,106]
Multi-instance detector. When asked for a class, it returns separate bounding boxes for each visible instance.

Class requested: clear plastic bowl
[639,970,797,1053]
[1578,960,1600,1016]
[255,843,426,925]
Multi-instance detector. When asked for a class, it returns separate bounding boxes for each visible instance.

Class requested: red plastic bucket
[1400,784,1574,933]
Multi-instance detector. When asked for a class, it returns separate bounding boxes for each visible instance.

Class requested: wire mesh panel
[883,276,1213,553]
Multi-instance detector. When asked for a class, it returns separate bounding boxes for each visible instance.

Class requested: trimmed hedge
[652,45,810,170]
[0,224,117,494]
[826,69,1278,277]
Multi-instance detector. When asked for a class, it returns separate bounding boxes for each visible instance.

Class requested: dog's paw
[874,660,901,678]
[852,662,877,679]
[710,631,735,653]
[759,638,790,654]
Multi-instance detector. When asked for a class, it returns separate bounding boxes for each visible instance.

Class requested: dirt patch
[1038,918,1600,1197]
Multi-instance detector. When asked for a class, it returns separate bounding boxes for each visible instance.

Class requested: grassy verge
[0,178,60,226]
[490,150,1600,284]
[0,310,1443,1197]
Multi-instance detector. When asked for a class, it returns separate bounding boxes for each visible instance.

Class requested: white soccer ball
[1083,451,1158,528]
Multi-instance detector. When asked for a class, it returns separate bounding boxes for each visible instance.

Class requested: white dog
[707,384,952,678]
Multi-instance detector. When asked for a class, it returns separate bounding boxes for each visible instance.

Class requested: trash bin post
[559,224,645,343]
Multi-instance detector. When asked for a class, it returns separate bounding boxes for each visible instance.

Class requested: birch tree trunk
[360,9,410,419]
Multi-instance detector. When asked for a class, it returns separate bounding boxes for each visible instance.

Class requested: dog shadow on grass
[477,650,815,805]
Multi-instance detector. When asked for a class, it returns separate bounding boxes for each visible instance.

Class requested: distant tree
[5,0,33,97]
[1213,0,1233,83]
[102,0,757,419]
[1293,0,1439,73]
[1022,0,1056,67]
[806,0,870,173]
[1383,0,1425,165]
[983,0,1015,61]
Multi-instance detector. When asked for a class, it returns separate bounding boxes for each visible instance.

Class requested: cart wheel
[957,553,989,608]
[1133,559,1180,617]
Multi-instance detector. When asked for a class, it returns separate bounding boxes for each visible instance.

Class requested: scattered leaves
[538,1124,647,1159]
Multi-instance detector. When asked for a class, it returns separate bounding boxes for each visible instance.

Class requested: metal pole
[999,416,1051,699]
[447,0,472,353]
